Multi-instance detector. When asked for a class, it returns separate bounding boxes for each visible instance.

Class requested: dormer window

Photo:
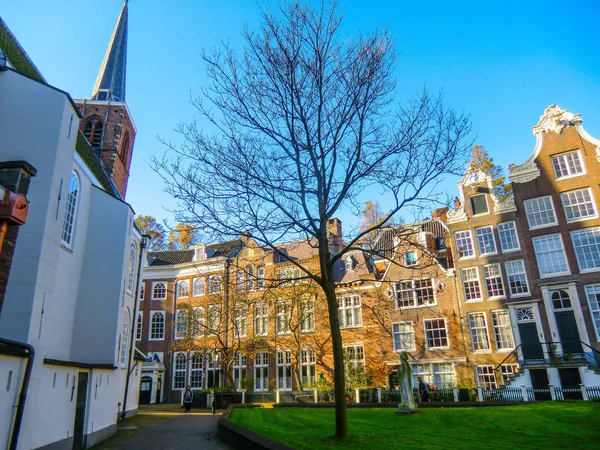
[470,194,488,215]
[345,256,353,271]
[404,251,417,266]
[96,89,110,101]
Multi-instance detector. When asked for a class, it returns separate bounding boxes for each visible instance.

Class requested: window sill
[148,338,164,342]
[580,268,600,274]
[479,252,498,257]
[555,173,585,181]
[458,255,476,260]
[566,216,598,224]
[394,349,416,353]
[151,298,166,301]
[540,272,571,278]
[465,299,484,303]
[60,244,74,254]
[340,326,363,330]
[509,293,531,298]
[473,350,492,354]
[427,346,450,351]
[501,248,521,254]
[396,303,437,310]
[496,348,515,353]
[528,223,559,231]
[488,296,507,301]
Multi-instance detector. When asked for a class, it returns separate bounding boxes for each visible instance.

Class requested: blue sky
[3,0,599,234]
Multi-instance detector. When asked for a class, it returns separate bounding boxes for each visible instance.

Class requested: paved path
[120,413,232,450]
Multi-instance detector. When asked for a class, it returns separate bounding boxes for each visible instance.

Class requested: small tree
[155,1,471,438]
[467,145,512,201]
[168,222,200,250]
[135,215,166,250]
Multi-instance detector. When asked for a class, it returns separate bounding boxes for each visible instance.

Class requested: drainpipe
[120,234,150,419]
[1,337,35,450]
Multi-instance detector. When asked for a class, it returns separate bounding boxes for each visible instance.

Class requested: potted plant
[549,344,560,363]
[565,352,574,362]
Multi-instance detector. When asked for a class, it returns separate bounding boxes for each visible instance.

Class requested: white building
[0,4,145,449]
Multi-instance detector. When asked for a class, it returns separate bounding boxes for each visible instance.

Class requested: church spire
[91,1,128,102]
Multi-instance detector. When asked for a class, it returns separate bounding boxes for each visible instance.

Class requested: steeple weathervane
[91,1,128,102]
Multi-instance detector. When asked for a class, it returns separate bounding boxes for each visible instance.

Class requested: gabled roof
[146,239,245,267]
[91,1,128,101]
[0,17,45,83]
[275,238,319,262]
[335,250,376,284]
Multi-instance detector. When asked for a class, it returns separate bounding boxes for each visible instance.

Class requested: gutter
[0,337,35,450]
[120,234,150,419]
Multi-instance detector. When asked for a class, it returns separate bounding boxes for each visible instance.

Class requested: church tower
[75,1,136,199]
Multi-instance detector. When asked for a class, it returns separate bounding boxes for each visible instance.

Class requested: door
[72,372,89,450]
[518,323,543,360]
[558,368,583,400]
[529,369,551,401]
[555,311,582,354]
[139,376,152,404]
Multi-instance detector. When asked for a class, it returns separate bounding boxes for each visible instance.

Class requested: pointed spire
[91,1,128,102]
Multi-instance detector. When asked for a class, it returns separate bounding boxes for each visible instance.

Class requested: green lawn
[229,403,600,449]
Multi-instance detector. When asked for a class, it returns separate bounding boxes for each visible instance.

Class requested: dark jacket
[184,390,194,403]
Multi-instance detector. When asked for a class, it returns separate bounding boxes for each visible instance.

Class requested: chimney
[327,218,343,255]
[194,243,206,261]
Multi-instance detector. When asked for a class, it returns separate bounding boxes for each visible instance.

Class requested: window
[83,117,103,147]
[61,171,80,247]
[177,280,190,298]
[497,222,520,252]
[476,365,497,390]
[276,302,291,335]
[584,284,600,339]
[551,150,584,179]
[468,312,491,352]
[127,242,137,293]
[136,312,143,341]
[505,260,529,295]
[206,353,220,388]
[550,289,572,310]
[411,363,456,389]
[395,279,435,308]
[254,352,269,391]
[470,194,489,215]
[300,349,317,387]
[208,275,222,294]
[254,304,268,336]
[561,188,597,222]
[476,226,497,255]
[392,322,416,352]
[500,364,519,383]
[344,345,365,370]
[257,267,265,290]
[300,300,315,332]
[483,264,505,298]
[149,311,165,340]
[192,307,204,337]
[404,251,418,266]
[120,309,131,366]
[345,256,354,271]
[208,305,221,334]
[491,310,515,350]
[532,234,569,276]
[173,353,186,390]
[121,132,130,166]
[276,350,292,390]
[190,352,203,388]
[524,196,557,229]
[232,354,247,391]
[461,267,482,301]
[236,271,244,293]
[175,308,188,339]
[424,319,449,349]
[571,228,600,271]
[338,296,362,328]
[152,282,167,300]
[279,267,303,284]
[139,284,145,301]
[247,266,255,291]
[234,308,247,338]
[192,278,205,296]
[455,230,474,258]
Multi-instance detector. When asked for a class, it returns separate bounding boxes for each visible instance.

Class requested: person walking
[417,377,430,402]
[183,385,193,412]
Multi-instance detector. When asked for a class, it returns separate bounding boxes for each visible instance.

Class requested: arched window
[127,242,137,293]
[208,275,222,294]
[121,132,130,163]
[247,265,255,291]
[257,267,265,290]
[61,171,80,248]
[193,278,205,296]
[83,117,103,148]
[150,311,165,340]
[152,282,167,300]
[173,352,187,389]
[120,309,131,366]
[551,290,572,310]
[177,280,190,298]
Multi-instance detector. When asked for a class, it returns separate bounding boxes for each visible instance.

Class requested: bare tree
[155,1,471,438]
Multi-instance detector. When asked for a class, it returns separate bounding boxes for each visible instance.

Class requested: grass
[229,403,600,449]
[90,411,175,449]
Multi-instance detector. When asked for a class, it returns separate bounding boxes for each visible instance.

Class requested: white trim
[391,321,417,352]
[151,281,168,300]
[423,317,450,350]
[523,195,559,230]
[148,310,166,341]
[551,149,587,180]
[532,233,571,278]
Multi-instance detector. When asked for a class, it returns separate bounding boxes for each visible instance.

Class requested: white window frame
[560,188,597,223]
[300,299,315,333]
[483,264,506,299]
[236,270,244,293]
[571,227,600,273]
[338,295,362,328]
[173,352,187,390]
[192,277,205,296]
[192,306,204,337]
[344,345,365,370]
[404,250,418,266]
[423,318,449,349]
[505,260,530,297]
[461,267,483,302]
[152,282,167,300]
[177,280,190,299]
[411,362,456,389]
[207,305,221,335]
[208,275,222,294]
[475,226,497,256]
[189,352,203,389]
[174,308,188,339]
[276,302,292,335]
[254,303,268,337]
[234,307,247,338]
[455,230,475,259]
[61,170,80,249]
[139,284,145,301]
[247,265,255,291]
[300,348,317,388]
[468,312,491,352]
[584,284,600,340]
[257,267,265,290]
[524,196,558,230]
[476,365,497,390]
[491,310,515,351]
[532,234,570,277]
[497,221,520,253]
[149,311,165,341]
[470,193,489,216]
[551,150,585,180]
[127,242,137,293]
[120,309,131,367]
[276,350,293,391]
[254,351,269,391]
[136,312,143,341]
[392,322,416,352]
[232,354,247,391]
